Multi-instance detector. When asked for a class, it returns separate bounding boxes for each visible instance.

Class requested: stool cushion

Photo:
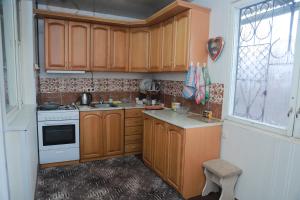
[203,159,242,178]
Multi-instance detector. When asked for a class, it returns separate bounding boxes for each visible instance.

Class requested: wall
[192,0,300,199]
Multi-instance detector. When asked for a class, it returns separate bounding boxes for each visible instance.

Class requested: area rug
[35,155,183,200]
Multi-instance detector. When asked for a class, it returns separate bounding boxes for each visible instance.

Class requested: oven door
[38,120,79,151]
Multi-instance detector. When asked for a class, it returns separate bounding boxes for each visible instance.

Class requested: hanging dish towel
[194,64,205,104]
[201,66,211,105]
[182,63,196,99]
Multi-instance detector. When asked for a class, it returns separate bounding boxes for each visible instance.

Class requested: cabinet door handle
[287,107,293,117]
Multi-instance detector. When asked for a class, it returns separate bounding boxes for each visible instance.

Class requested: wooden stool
[202,159,242,200]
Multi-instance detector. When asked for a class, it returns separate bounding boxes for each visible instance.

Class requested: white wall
[191,0,300,199]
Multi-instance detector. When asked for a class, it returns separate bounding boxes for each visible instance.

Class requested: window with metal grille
[233,0,300,128]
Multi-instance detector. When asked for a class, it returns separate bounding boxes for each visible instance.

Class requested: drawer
[125,135,142,145]
[125,109,143,118]
[125,126,143,136]
[125,143,142,153]
[125,118,143,127]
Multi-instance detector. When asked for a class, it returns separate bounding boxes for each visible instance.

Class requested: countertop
[143,109,223,129]
[78,103,144,112]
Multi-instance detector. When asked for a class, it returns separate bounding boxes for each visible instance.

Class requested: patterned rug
[35,155,183,200]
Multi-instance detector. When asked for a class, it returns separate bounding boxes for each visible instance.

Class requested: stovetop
[38,104,78,111]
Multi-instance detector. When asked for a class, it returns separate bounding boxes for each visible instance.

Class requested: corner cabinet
[80,110,124,162]
[143,114,221,199]
[149,24,162,72]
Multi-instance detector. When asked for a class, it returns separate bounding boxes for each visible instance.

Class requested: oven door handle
[41,121,78,126]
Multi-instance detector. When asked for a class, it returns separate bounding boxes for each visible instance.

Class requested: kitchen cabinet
[103,110,124,156]
[143,115,154,166]
[143,113,221,199]
[44,6,209,72]
[80,110,124,162]
[80,112,103,160]
[125,109,144,154]
[68,21,90,70]
[44,18,68,70]
[149,24,162,72]
[91,24,110,71]
[166,124,184,190]
[161,18,174,71]
[129,28,150,72]
[173,11,190,71]
[153,119,167,178]
[110,27,129,71]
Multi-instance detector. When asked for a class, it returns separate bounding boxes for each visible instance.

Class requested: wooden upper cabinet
[110,27,129,71]
[91,24,110,71]
[166,125,184,191]
[80,112,103,160]
[162,18,174,71]
[173,11,190,71]
[129,28,150,72]
[143,115,154,166]
[149,24,162,72]
[68,21,90,70]
[103,110,124,156]
[45,18,68,70]
[153,119,167,178]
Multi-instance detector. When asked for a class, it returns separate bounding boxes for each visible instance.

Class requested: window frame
[0,0,22,127]
[224,0,300,136]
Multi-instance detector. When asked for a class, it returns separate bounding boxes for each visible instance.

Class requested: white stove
[37,105,80,164]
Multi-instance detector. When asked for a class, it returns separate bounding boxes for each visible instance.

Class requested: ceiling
[36,0,176,19]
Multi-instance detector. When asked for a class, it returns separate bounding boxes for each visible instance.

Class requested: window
[232,0,300,128]
[0,0,20,113]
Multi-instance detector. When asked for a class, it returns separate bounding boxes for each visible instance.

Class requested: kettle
[80,92,92,105]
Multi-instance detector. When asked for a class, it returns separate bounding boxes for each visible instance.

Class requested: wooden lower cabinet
[80,112,104,160]
[80,110,124,162]
[143,115,154,166]
[143,114,221,199]
[103,110,124,156]
[153,119,167,178]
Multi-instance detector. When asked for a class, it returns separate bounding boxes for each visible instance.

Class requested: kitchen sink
[91,103,117,108]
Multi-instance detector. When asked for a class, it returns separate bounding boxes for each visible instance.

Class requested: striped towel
[201,66,211,105]
[182,64,196,99]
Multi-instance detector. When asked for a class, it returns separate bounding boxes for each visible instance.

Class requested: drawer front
[125,143,142,153]
[125,126,143,136]
[125,135,142,145]
[125,118,143,127]
[125,109,143,118]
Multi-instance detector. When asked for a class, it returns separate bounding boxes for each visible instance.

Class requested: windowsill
[224,115,287,136]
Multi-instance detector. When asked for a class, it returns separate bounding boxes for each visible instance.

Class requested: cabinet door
[80,112,103,160]
[162,18,174,71]
[129,28,150,72]
[68,21,90,70]
[153,119,167,178]
[110,27,129,71]
[149,24,162,72]
[44,19,68,70]
[166,125,184,191]
[91,24,110,71]
[173,11,190,71]
[103,110,124,156]
[143,115,154,166]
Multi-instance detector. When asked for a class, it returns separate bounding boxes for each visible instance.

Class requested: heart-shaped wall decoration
[207,37,225,62]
